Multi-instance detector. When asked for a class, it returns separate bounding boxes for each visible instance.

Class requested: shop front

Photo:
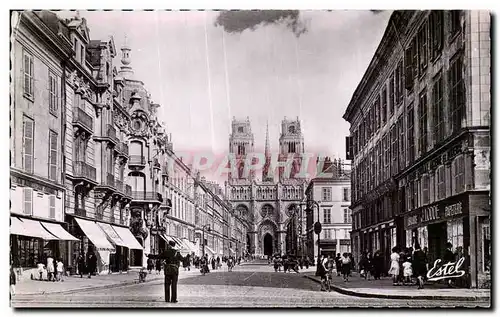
[403,191,490,288]
[319,240,336,257]
[10,216,79,279]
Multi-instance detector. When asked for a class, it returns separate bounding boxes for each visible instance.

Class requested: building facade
[304,158,352,261]
[343,11,490,288]
[10,11,75,278]
[226,117,306,257]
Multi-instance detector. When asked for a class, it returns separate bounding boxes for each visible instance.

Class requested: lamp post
[202,224,211,257]
[303,199,321,275]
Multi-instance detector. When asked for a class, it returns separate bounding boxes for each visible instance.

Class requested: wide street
[12,262,489,308]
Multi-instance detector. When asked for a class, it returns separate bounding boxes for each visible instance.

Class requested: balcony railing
[129,155,146,166]
[106,173,115,187]
[115,179,124,193]
[120,142,129,156]
[125,184,132,197]
[131,191,162,202]
[106,124,119,143]
[73,161,96,181]
[73,108,93,132]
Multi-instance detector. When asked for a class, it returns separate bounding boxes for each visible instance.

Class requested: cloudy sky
[58,10,391,180]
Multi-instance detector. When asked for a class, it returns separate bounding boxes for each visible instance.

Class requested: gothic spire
[264,120,270,158]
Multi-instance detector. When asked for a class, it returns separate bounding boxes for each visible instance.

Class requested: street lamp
[303,199,321,275]
[202,224,211,257]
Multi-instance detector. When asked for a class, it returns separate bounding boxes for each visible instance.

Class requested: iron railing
[115,179,124,193]
[73,161,96,181]
[73,108,93,132]
[129,155,146,165]
[131,191,162,201]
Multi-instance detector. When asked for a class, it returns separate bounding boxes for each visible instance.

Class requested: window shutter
[23,118,34,173]
[49,195,56,219]
[49,131,57,181]
[23,188,33,215]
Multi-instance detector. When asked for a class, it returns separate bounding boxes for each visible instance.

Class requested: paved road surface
[11,263,489,308]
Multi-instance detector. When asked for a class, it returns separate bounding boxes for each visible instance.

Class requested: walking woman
[388,247,401,286]
[77,253,85,278]
[412,243,428,289]
[341,253,351,282]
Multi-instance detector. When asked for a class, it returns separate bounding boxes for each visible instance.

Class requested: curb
[18,276,165,296]
[303,275,491,302]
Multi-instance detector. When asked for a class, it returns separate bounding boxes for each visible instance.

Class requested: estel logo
[426,257,466,282]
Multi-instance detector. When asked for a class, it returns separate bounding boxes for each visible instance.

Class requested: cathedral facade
[225,117,307,257]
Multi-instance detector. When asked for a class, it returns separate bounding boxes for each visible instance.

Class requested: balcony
[129,155,146,170]
[106,124,119,145]
[72,161,97,185]
[153,158,161,170]
[131,191,163,204]
[72,108,93,136]
[115,179,124,193]
[125,184,132,197]
[118,142,129,159]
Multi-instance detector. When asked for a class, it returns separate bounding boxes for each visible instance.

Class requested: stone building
[305,158,352,261]
[343,11,490,288]
[226,117,306,257]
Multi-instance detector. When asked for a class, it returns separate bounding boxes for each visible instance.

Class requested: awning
[10,217,28,236]
[41,222,79,241]
[181,238,198,254]
[204,246,215,256]
[13,217,59,240]
[172,236,191,253]
[113,226,143,250]
[75,218,114,251]
[97,222,126,247]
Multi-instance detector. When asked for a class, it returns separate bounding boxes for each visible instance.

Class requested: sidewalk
[15,269,200,296]
[303,271,491,301]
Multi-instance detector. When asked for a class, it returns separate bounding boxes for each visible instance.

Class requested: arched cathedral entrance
[263,233,273,256]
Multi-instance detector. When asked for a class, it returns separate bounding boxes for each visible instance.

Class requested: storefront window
[417,226,428,249]
[391,228,397,250]
[483,221,490,272]
[11,235,44,268]
[406,230,412,248]
[447,219,463,251]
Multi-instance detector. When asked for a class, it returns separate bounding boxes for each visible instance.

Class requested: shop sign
[426,257,466,281]
[405,199,466,229]
[444,202,462,218]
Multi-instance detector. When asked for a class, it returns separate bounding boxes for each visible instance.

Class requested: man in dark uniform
[159,240,184,303]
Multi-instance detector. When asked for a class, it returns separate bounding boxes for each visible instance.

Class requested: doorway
[264,233,273,256]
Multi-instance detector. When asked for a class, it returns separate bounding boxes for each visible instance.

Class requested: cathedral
[225,117,307,257]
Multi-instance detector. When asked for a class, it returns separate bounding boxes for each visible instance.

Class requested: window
[342,187,349,202]
[23,188,33,215]
[80,45,85,64]
[49,195,56,219]
[407,105,415,164]
[437,166,446,200]
[432,73,445,143]
[453,155,465,194]
[391,126,398,176]
[418,21,429,76]
[430,11,444,60]
[419,90,428,155]
[323,209,331,224]
[49,72,58,115]
[23,51,34,97]
[48,130,58,181]
[366,113,371,139]
[322,187,332,201]
[483,221,491,272]
[237,144,246,155]
[344,208,352,224]
[388,76,394,118]
[381,88,387,125]
[405,38,418,91]
[375,95,381,131]
[394,61,404,105]
[447,219,463,251]
[422,174,430,205]
[288,125,296,134]
[288,142,296,153]
[23,116,34,173]
[450,11,462,36]
[237,127,243,133]
[449,54,465,135]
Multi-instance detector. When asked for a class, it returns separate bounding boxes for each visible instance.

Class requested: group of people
[76,251,98,278]
[317,253,355,289]
[272,255,310,273]
[35,254,68,282]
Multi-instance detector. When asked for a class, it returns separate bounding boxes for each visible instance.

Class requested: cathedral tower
[228,117,255,184]
[279,117,305,181]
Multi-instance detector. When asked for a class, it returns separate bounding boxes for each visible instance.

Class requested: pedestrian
[365,252,374,280]
[37,260,45,281]
[335,253,342,277]
[77,253,85,278]
[372,250,383,280]
[443,242,455,287]
[412,243,428,289]
[56,258,64,282]
[156,257,162,275]
[341,253,351,282]
[348,253,355,277]
[316,255,327,291]
[159,240,184,303]
[46,254,55,282]
[359,252,368,278]
[10,263,16,299]
[402,256,413,286]
[211,257,216,270]
[87,251,97,279]
[304,257,310,269]
[147,256,154,274]
[388,247,401,286]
